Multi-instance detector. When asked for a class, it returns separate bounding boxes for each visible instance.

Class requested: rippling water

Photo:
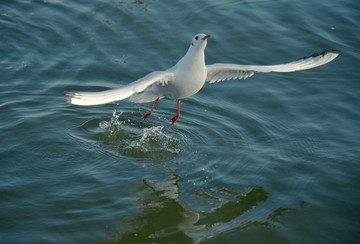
[1,0,359,243]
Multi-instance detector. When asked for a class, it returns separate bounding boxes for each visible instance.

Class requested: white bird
[65,33,339,124]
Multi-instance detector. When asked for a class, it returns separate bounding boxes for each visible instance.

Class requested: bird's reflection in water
[104,174,305,243]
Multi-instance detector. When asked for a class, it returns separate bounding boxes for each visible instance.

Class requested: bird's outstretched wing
[65,71,175,106]
[206,50,339,83]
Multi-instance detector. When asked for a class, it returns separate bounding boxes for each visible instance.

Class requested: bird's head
[189,33,210,51]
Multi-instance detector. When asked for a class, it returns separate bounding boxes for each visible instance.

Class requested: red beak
[202,35,211,40]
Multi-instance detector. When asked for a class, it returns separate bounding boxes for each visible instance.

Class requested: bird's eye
[195,36,199,40]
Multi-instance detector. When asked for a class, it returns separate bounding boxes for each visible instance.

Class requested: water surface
[1,0,359,243]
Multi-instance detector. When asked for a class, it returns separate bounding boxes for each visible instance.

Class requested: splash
[127,126,182,154]
[97,110,182,159]
[99,109,123,132]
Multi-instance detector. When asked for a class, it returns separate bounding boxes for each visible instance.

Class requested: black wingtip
[299,49,339,60]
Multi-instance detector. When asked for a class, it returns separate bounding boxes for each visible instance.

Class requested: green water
[1,0,359,243]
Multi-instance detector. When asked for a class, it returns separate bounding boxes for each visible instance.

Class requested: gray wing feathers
[207,70,254,84]
[206,50,339,83]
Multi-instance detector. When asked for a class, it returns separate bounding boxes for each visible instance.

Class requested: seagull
[65,33,339,124]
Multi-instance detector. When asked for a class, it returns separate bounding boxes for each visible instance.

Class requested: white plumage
[65,33,339,124]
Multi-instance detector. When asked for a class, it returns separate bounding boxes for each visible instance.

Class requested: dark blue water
[1,0,359,243]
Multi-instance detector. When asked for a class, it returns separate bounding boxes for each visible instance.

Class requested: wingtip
[297,49,340,63]
[65,97,73,104]
[325,49,340,57]
[64,90,75,104]
[330,49,340,59]
[64,90,74,96]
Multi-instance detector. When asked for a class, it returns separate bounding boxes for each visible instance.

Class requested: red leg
[169,99,181,124]
[143,97,160,120]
